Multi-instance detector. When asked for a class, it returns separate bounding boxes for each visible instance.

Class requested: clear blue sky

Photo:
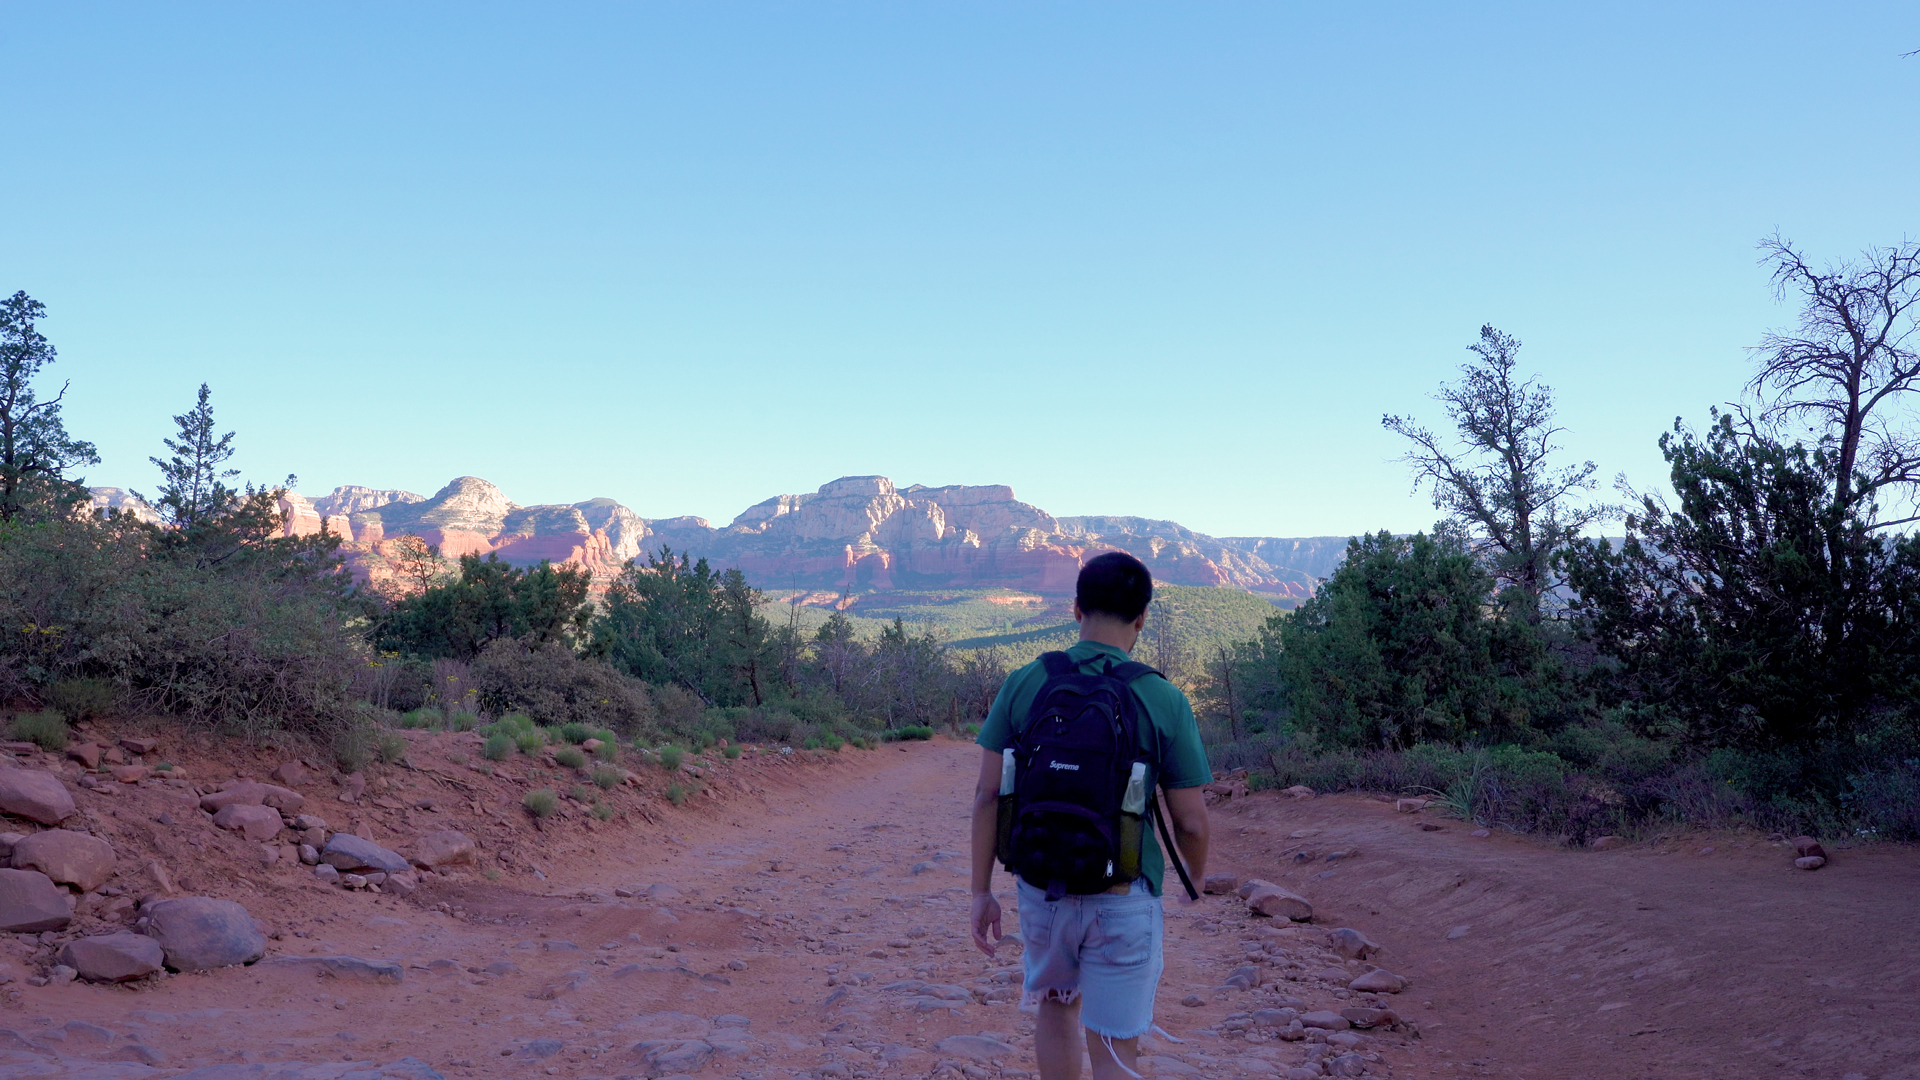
[6,4,1917,538]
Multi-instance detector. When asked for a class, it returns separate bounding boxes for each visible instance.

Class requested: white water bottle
[1121,760,1149,815]
[1000,748,1017,795]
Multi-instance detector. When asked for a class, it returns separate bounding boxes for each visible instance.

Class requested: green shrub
[524,788,557,818]
[722,744,742,760]
[553,745,587,769]
[592,801,614,821]
[447,710,480,732]
[43,678,116,722]
[9,710,68,751]
[821,733,845,751]
[666,781,688,807]
[483,733,513,761]
[376,732,408,764]
[333,724,376,772]
[658,745,684,771]
[592,740,619,763]
[882,725,935,742]
[569,783,592,802]
[558,721,592,743]
[448,750,467,766]
[591,764,622,790]
[154,761,174,772]
[802,735,823,751]
[514,731,544,755]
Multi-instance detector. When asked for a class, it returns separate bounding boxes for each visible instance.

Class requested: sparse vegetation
[665,781,689,806]
[592,801,614,820]
[376,732,407,764]
[43,677,115,721]
[553,745,586,769]
[723,744,742,759]
[881,725,934,742]
[524,788,557,818]
[9,709,68,751]
[658,745,684,771]
[514,731,544,755]
[482,733,512,761]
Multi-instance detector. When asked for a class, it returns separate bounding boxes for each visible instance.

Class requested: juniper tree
[0,292,98,521]
[148,383,240,529]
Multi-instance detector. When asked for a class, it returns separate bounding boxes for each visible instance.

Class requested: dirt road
[21,738,1919,1080]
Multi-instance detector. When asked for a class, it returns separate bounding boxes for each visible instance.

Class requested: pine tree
[148,383,239,529]
[0,291,98,521]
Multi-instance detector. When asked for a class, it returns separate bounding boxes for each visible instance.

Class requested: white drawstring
[1149,1024,1185,1043]
[1100,1032,1144,1079]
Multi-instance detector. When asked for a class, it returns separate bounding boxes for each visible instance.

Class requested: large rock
[322,833,409,874]
[1246,883,1314,921]
[411,830,477,869]
[212,803,284,843]
[140,896,266,971]
[1202,872,1240,895]
[59,933,165,982]
[1328,927,1380,960]
[11,829,116,891]
[0,868,71,931]
[199,781,304,814]
[0,769,76,825]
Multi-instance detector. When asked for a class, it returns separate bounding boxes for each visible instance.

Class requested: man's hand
[970,892,1003,956]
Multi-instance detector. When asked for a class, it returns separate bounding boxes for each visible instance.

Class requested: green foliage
[1249,530,1573,750]
[377,554,593,661]
[483,733,512,761]
[819,732,844,751]
[333,724,375,772]
[0,291,98,524]
[465,638,657,734]
[881,725,935,742]
[10,709,67,750]
[559,722,592,743]
[722,743,742,759]
[523,788,557,818]
[665,781,689,807]
[42,677,115,722]
[658,745,684,771]
[553,745,586,769]
[514,731,544,755]
[591,764,622,789]
[596,549,775,707]
[592,801,614,821]
[376,732,407,764]
[569,783,592,802]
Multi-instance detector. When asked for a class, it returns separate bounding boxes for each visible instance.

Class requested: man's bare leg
[1035,998,1084,1080]
[1084,1026,1140,1080]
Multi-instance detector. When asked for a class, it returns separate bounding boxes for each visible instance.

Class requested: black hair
[1076,551,1153,622]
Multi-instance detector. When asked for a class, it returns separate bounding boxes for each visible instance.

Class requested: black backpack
[999,651,1199,901]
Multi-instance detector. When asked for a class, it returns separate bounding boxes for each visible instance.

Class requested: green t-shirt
[976,639,1211,897]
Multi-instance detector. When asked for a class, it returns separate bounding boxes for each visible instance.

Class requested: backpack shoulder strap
[1038,651,1076,677]
[1105,660,1162,684]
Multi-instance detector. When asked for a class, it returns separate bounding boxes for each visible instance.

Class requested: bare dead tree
[1750,235,1920,529]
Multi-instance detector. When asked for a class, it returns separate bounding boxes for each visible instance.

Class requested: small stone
[1795,855,1827,870]
[1340,1006,1398,1029]
[339,772,366,802]
[1329,1051,1368,1077]
[1202,872,1240,895]
[0,769,77,825]
[321,833,410,874]
[299,844,319,865]
[1181,994,1205,1007]
[343,874,367,889]
[866,948,888,959]
[198,781,304,813]
[1696,846,1716,856]
[931,1035,1017,1062]
[0,868,70,932]
[1252,1008,1298,1028]
[1328,928,1379,960]
[411,830,477,869]
[111,765,150,784]
[270,760,310,786]
[1417,822,1444,831]
[11,828,117,891]
[1447,924,1471,939]
[119,737,158,755]
[113,1045,167,1065]
[1348,968,1408,993]
[264,955,403,983]
[384,871,418,896]
[1394,798,1428,813]
[1281,785,1315,799]
[1590,835,1624,851]
[59,933,165,982]
[1470,829,1491,838]
[140,895,267,971]
[49,963,77,985]
[1299,1010,1350,1030]
[213,803,284,843]
[64,1019,115,1043]
[1792,836,1828,859]
[0,832,20,858]
[1245,884,1314,921]
[314,863,340,883]
[68,744,105,769]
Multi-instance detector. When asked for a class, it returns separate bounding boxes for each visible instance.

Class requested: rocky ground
[0,732,1915,1080]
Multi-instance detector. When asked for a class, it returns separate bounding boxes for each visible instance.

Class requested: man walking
[969,552,1212,1080]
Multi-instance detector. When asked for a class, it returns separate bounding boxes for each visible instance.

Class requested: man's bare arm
[1162,785,1210,890]
[968,748,1004,954]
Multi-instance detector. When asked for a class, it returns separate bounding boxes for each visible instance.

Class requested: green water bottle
[1115,761,1149,881]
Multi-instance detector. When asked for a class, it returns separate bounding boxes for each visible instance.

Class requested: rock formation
[97,473,1350,598]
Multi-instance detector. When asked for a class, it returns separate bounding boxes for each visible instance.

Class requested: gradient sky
[6,4,1917,538]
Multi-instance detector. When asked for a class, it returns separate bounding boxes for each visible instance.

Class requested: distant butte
[92,476,1348,599]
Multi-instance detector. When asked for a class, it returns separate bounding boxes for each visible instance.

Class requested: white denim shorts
[1015,877,1164,1039]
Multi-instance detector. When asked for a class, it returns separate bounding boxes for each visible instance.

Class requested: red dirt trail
[19,737,1919,1080]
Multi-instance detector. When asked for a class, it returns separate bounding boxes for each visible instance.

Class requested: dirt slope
[15,738,1917,1080]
